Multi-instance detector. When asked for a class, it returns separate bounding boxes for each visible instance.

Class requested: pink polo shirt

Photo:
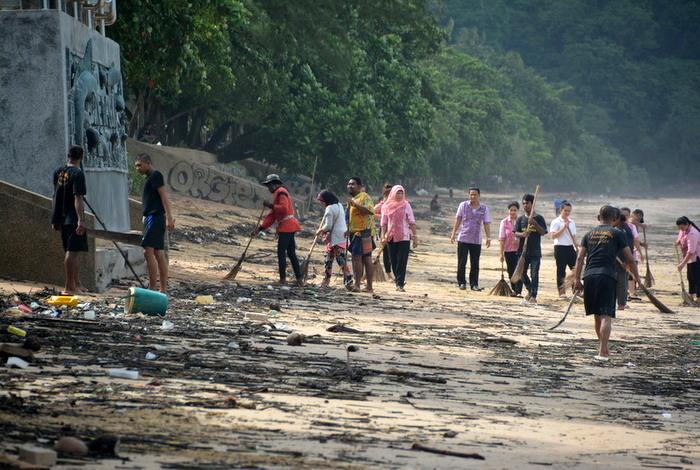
[678,226,700,263]
[499,216,519,252]
[381,203,416,242]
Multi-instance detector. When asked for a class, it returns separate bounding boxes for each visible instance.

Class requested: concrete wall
[127,140,270,209]
[0,180,96,290]
[0,9,129,231]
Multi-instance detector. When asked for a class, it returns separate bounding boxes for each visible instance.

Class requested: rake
[489,259,513,296]
[300,220,326,282]
[511,185,540,284]
[674,244,695,306]
[642,227,655,288]
[224,205,266,281]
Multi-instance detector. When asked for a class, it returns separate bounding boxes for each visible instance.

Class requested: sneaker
[458,284,467,290]
[470,285,484,292]
[521,299,530,306]
[529,297,537,304]
[397,286,405,292]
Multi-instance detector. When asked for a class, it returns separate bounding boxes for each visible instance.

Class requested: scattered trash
[327,324,364,334]
[29,302,40,309]
[47,295,80,307]
[83,310,96,320]
[273,323,293,332]
[443,430,458,438]
[661,412,672,419]
[6,357,29,369]
[269,302,282,311]
[6,325,27,337]
[236,297,252,303]
[244,312,268,322]
[195,295,215,305]
[0,344,34,361]
[89,434,120,457]
[161,320,175,331]
[227,341,240,350]
[411,442,484,460]
[18,445,57,467]
[17,304,32,314]
[55,436,88,457]
[108,368,139,380]
[126,287,168,316]
[145,352,157,360]
[287,332,303,346]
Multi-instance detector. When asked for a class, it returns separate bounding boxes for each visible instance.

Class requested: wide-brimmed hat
[261,173,283,185]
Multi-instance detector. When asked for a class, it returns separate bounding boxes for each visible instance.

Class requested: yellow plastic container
[7,325,27,337]
[47,295,80,308]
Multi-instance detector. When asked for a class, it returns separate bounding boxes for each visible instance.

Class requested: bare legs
[63,251,81,294]
[352,255,373,292]
[594,314,612,357]
[144,247,169,293]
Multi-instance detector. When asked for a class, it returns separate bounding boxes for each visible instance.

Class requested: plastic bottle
[7,325,27,337]
[108,369,139,380]
[7,357,29,369]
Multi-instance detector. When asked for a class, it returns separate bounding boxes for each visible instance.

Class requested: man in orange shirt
[253,174,303,286]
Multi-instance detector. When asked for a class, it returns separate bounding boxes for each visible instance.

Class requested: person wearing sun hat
[253,174,303,286]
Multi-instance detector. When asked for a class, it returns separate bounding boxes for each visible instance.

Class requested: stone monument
[0,3,129,231]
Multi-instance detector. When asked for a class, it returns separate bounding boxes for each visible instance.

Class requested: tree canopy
[109,0,699,193]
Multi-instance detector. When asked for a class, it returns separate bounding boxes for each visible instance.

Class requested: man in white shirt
[550,200,577,298]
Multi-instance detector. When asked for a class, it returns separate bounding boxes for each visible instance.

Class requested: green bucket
[125,287,168,316]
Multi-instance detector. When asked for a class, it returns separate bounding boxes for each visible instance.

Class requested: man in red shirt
[253,174,303,286]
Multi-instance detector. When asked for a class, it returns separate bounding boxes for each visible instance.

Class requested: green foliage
[110,0,697,194]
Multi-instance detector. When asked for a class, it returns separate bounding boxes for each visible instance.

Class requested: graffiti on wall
[168,161,266,207]
[67,40,128,172]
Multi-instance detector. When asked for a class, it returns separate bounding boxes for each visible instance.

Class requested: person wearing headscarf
[373,183,394,280]
[676,216,700,303]
[380,185,417,292]
[316,190,353,288]
[253,174,303,286]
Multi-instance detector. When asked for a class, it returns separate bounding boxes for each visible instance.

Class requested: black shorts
[583,274,617,318]
[61,224,88,252]
[142,213,166,250]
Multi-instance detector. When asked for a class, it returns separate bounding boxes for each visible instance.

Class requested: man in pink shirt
[450,187,491,291]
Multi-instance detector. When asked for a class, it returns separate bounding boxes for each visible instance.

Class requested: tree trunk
[204,122,232,152]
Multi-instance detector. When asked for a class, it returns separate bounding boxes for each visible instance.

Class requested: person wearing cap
[253,174,303,286]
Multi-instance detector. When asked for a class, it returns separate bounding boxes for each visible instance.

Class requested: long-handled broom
[511,185,540,284]
[224,205,266,281]
[642,227,655,288]
[489,259,513,296]
[372,243,387,283]
[300,220,326,282]
[673,244,695,306]
[616,257,673,313]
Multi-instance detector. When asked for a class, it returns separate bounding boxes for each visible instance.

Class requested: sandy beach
[1,191,698,469]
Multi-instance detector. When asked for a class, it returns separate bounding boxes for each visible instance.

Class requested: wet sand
[1,192,698,469]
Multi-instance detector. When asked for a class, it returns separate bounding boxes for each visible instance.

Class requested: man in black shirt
[135,153,175,293]
[514,193,547,303]
[574,205,639,359]
[51,146,88,294]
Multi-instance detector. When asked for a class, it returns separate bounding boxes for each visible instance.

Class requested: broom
[642,227,655,288]
[616,257,673,313]
[673,244,695,306]
[489,259,513,296]
[224,205,266,280]
[300,220,326,282]
[372,243,387,282]
[511,185,540,284]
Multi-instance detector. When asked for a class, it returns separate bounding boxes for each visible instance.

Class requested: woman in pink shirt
[499,201,521,296]
[374,183,394,280]
[676,216,700,303]
[380,185,417,292]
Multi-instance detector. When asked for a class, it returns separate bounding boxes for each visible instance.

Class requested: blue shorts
[142,213,166,250]
[350,230,374,256]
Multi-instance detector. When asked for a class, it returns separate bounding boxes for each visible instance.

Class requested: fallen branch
[411,442,485,460]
